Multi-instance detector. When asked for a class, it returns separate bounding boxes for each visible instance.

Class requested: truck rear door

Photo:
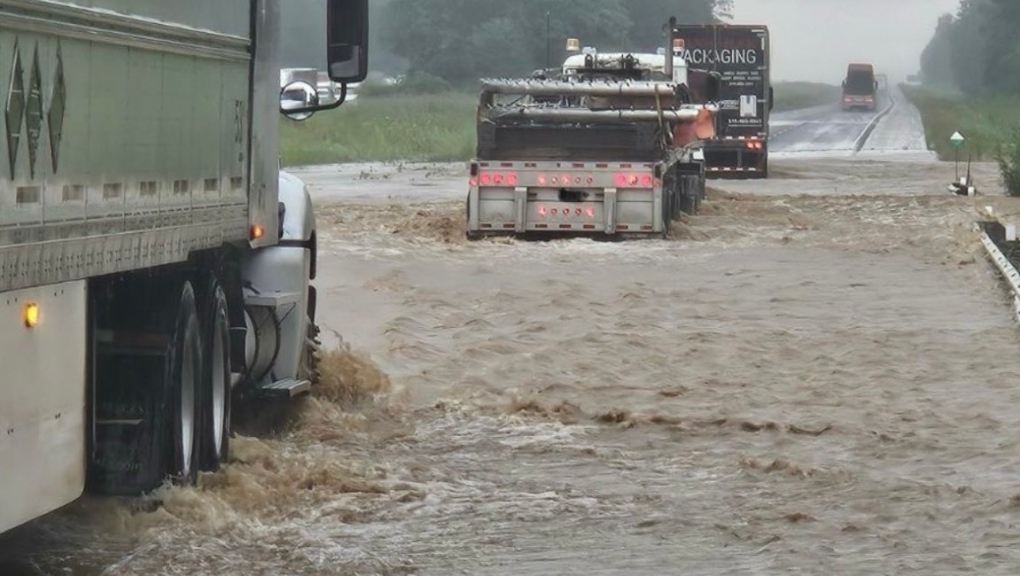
[672,25,770,140]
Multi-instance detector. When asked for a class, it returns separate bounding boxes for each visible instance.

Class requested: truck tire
[465,193,483,241]
[661,190,673,239]
[165,281,202,487]
[679,175,699,216]
[197,277,231,472]
[88,278,201,495]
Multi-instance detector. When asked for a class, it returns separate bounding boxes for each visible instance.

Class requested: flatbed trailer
[0,0,368,536]
[465,76,716,240]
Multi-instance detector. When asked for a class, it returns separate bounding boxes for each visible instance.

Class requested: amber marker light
[23,302,39,328]
[250,224,265,240]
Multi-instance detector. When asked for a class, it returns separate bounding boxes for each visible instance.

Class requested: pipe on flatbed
[480,78,680,98]
[485,107,704,123]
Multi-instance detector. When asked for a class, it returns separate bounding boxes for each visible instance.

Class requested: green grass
[771,81,842,113]
[901,84,1020,162]
[280,92,476,166]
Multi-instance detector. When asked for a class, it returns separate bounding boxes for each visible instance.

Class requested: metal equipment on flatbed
[0,0,368,536]
[465,53,717,240]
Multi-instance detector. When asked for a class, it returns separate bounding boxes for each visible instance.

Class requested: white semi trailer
[0,0,368,535]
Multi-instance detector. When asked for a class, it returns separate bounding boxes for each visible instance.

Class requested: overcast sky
[731,0,962,84]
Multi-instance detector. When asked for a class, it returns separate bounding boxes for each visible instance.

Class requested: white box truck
[0,0,368,535]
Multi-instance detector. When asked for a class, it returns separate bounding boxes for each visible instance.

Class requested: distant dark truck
[842,63,878,112]
[669,22,772,179]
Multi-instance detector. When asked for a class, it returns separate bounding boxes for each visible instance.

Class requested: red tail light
[615,172,654,188]
[477,171,519,187]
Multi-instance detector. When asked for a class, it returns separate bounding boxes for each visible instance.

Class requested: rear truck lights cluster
[745,141,764,150]
[470,171,519,187]
[471,171,656,189]
[537,205,596,218]
[613,173,654,188]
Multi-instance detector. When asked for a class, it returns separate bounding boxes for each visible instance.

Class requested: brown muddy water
[5,159,1020,575]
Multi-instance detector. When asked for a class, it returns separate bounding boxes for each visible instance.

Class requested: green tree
[919,0,1020,96]
[380,0,721,83]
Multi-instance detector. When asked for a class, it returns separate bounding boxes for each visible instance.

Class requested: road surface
[3,92,1020,576]
[770,88,930,160]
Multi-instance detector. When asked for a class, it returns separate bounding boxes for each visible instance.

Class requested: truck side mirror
[280,81,319,122]
[327,0,369,83]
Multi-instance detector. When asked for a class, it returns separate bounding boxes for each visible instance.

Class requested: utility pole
[546,11,551,69]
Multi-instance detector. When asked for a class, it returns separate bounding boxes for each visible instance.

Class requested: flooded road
[6,156,1020,575]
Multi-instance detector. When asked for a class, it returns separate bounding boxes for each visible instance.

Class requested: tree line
[376,0,732,84]
[279,0,732,85]
[920,0,1020,95]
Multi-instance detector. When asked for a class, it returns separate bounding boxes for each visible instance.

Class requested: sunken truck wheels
[197,276,232,472]
[166,281,202,487]
[88,276,205,495]
[89,271,241,493]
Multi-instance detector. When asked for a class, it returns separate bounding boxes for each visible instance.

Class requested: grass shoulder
[901,84,1020,194]
[900,84,1020,161]
[280,91,477,167]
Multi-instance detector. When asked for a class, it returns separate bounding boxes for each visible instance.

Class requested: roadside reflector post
[950,131,965,180]
[947,131,976,196]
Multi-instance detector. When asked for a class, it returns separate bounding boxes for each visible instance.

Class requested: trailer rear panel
[671,24,770,177]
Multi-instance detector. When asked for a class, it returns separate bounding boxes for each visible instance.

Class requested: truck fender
[237,172,317,389]
[278,170,318,280]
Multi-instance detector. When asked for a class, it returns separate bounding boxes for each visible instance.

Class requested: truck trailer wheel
[197,277,231,472]
[679,175,700,216]
[88,277,202,495]
[165,281,202,487]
